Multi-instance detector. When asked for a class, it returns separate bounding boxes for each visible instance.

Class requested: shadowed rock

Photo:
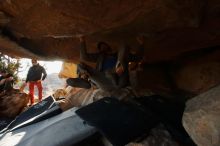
[183,85,220,146]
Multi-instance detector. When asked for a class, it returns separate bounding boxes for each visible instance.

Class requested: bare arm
[26,68,31,83]
[41,67,47,80]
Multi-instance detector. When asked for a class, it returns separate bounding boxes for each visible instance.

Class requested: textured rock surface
[58,87,135,111]
[126,124,180,146]
[0,90,29,118]
[1,0,220,95]
[175,62,220,94]
[183,85,220,146]
[129,61,220,97]
[0,0,220,62]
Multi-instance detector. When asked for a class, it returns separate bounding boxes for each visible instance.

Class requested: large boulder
[126,124,179,146]
[183,85,220,146]
[58,87,136,111]
[129,62,220,98]
[1,0,220,99]
[0,90,29,118]
[175,62,220,95]
[0,0,220,62]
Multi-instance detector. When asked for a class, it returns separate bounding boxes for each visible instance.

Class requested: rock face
[1,1,220,96]
[0,0,220,62]
[126,124,180,146]
[0,90,29,118]
[130,60,220,98]
[175,62,220,94]
[183,85,220,146]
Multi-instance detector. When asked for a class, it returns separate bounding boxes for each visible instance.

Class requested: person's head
[31,58,38,65]
[97,42,112,54]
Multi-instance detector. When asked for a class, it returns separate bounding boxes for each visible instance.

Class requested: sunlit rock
[0,90,29,118]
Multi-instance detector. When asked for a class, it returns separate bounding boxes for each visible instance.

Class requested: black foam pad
[1,96,61,133]
[0,118,13,131]
[76,97,158,146]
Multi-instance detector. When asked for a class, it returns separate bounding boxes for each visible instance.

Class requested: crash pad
[58,62,78,78]
[76,97,158,146]
[1,96,61,133]
[0,108,96,146]
[0,118,13,131]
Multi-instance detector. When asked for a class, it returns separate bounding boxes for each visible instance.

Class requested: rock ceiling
[0,0,220,62]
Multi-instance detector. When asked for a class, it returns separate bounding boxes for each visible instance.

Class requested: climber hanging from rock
[67,35,145,93]
[66,36,118,89]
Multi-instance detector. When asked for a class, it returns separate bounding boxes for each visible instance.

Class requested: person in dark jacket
[26,59,47,105]
[77,36,144,92]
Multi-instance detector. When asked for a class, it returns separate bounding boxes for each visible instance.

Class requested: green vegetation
[0,53,21,82]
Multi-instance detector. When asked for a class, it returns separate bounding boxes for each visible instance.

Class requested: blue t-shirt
[101,56,117,72]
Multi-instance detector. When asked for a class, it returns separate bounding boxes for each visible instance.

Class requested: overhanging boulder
[0,0,220,62]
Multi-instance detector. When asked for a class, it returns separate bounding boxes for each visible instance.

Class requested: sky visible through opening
[17,59,64,97]
[18,58,63,79]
